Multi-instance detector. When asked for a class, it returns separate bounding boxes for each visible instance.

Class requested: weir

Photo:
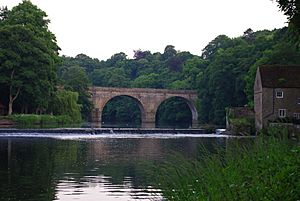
[89,87,199,128]
[0,128,206,134]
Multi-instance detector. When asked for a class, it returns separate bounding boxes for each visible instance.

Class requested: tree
[74,54,100,75]
[51,90,81,122]
[0,25,53,114]
[133,49,151,60]
[0,6,9,21]
[60,65,92,120]
[274,0,300,44]
[3,0,60,53]
[274,0,300,31]
[162,45,177,60]
[0,1,59,115]
[156,97,192,128]
[243,28,255,42]
[105,52,127,67]
[201,35,232,60]
[102,96,141,127]
[131,73,162,88]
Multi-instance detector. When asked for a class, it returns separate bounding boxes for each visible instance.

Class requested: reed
[156,132,300,201]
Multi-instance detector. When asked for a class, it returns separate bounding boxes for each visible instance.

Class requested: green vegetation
[0,0,299,127]
[8,114,74,127]
[0,1,59,115]
[102,96,142,127]
[0,1,84,123]
[226,107,255,135]
[155,131,300,201]
[156,97,192,128]
[59,27,299,126]
[274,0,300,41]
[229,117,255,135]
[50,90,82,123]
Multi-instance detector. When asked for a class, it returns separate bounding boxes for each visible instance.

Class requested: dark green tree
[0,0,59,115]
[60,65,92,120]
[0,25,55,114]
[274,0,300,45]
[274,0,300,31]
[51,90,81,122]
[131,73,162,88]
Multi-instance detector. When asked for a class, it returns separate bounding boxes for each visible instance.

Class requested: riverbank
[155,128,300,201]
[0,114,78,128]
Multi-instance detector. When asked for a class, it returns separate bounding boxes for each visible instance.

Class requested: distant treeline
[58,27,300,126]
[1,0,299,127]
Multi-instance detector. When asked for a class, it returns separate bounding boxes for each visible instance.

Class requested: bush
[11,114,41,125]
[50,90,82,123]
[9,114,75,127]
[156,135,300,201]
[230,117,255,135]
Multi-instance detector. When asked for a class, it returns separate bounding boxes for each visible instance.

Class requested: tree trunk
[8,98,13,115]
[7,69,20,115]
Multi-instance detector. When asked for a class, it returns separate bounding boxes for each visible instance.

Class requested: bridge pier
[141,121,156,128]
[91,108,102,126]
[192,119,199,128]
[90,87,199,129]
[141,111,156,128]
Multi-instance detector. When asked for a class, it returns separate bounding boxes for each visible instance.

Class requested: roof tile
[259,65,300,88]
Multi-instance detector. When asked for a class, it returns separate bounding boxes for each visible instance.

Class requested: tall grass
[156,133,300,200]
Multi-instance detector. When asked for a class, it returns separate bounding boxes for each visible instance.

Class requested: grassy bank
[1,114,81,128]
[156,130,300,201]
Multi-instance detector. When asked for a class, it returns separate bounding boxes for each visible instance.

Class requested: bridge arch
[155,96,198,128]
[96,94,146,127]
[90,87,198,128]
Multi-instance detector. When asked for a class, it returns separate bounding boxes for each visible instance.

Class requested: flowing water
[0,133,241,201]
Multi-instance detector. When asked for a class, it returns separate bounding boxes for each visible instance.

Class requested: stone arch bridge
[90,87,198,128]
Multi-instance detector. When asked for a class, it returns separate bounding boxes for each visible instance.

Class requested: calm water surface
[0,134,232,201]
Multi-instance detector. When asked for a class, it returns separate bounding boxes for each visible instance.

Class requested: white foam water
[0,132,252,140]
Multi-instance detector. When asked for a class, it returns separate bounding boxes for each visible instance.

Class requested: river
[0,133,239,201]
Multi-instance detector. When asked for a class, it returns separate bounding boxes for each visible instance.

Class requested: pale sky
[1,0,287,60]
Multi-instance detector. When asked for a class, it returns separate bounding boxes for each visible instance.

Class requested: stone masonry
[90,87,198,128]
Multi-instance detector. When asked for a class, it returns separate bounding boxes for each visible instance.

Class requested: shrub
[9,114,76,127]
[11,114,41,125]
[230,117,255,135]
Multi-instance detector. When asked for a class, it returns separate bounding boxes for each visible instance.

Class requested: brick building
[254,65,300,129]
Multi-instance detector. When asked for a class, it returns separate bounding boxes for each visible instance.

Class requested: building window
[276,91,283,98]
[278,109,286,118]
[294,113,300,120]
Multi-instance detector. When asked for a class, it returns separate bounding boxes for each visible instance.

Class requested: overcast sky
[1,0,287,60]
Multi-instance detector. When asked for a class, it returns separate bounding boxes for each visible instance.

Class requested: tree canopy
[58,26,299,126]
[0,0,59,115]
[1,0,299,127]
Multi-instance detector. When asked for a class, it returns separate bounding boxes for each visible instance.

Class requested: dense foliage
[1,0,300,126]
[58,27,300,126]
[0,1,59,115]
[155,131,300,201]
[59,46,204,127]
[0,1,81,122]
[275,0,300,38]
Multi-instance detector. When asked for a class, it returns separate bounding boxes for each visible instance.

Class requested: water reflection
[55,174,162,201]
[0,136,230,201]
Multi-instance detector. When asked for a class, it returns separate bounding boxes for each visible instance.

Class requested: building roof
[259,65,300,88]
